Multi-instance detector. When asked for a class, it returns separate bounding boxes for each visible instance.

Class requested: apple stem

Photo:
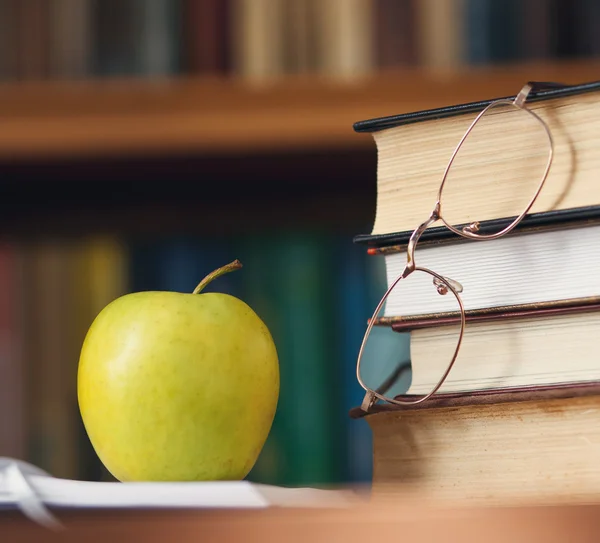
[193,259,243,294]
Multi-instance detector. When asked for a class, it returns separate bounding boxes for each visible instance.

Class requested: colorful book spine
[0,242,24,460]
[238,231,342,486]
[336,239,375,484]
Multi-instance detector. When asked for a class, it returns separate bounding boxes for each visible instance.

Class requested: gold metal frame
[356,83,555,413]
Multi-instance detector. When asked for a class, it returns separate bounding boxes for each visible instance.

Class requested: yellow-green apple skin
[77,281,279,482]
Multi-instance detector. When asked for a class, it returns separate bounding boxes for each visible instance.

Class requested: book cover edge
[352,80,600,133]
[353,206,600,248]
[349,380,600,419]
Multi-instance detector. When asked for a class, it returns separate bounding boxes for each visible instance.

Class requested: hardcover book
[350,383,600,505]
[352,80,600,245]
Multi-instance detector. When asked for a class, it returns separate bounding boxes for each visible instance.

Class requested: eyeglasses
[356,82,554,413]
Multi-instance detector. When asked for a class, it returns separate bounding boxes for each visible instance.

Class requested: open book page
[0,457,357,529]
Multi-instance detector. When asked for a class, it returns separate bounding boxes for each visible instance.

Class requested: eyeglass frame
[356,82,555,413]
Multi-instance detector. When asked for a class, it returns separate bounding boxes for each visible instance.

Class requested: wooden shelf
[0,60,599,161]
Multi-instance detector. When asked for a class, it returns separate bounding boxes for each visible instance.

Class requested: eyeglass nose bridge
[406,202,442,272]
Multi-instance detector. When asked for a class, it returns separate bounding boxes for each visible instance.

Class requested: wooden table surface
[3,499,600,543]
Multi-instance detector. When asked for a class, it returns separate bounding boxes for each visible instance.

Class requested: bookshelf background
[0,0,599,487]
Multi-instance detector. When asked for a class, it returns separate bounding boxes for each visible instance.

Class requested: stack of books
[350,80,600,505]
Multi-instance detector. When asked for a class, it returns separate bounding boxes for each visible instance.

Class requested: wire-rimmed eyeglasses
[356,82,555,413]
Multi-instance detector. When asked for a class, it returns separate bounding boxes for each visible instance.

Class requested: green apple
[77,260,279,482]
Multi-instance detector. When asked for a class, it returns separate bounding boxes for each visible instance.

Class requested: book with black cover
[353,80,600,133]
[354,205,600,248]
[352,79,600,248]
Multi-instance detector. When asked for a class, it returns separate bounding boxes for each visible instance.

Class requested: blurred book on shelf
[3,238,129,482]
[1,0,600,82]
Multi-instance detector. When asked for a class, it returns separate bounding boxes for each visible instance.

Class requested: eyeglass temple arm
[526,81,570,91]
[515,81,572,107]
[374,359,411,396]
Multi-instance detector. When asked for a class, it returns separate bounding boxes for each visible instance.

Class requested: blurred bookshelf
[1,0,600,491]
